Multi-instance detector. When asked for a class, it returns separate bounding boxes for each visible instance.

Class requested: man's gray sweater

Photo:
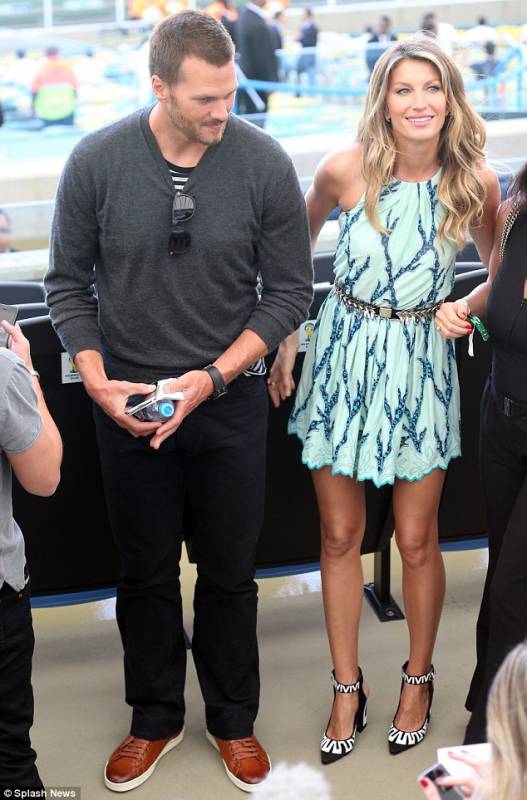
[45,108,313,382]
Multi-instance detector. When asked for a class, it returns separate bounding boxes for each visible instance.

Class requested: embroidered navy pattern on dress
[289,171,461,487]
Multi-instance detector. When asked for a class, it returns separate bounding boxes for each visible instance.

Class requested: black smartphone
[0,303,19,348]
[419,763,465,799]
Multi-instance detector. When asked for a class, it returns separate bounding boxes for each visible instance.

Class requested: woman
[419,641,527,800]
[435,162,527,745]
[268,38,499,762]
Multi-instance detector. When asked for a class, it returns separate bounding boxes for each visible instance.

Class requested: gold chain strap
[499,201,521,264]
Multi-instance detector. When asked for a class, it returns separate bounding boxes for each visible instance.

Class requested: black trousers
[464,379,527,743]
[94,375,268,741]
[0,583,42,790]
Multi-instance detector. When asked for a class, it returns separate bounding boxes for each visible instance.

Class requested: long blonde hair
[357,38,487,250]
[479,642,527,800]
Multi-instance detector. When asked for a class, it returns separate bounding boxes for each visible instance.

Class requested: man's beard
[168,99,227,146]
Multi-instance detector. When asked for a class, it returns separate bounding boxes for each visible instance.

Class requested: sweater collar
[139,104,233,196]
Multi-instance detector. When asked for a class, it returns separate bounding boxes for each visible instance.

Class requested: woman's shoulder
[313,144,364,202]
[316,144,363,184]
[474,161,500,198]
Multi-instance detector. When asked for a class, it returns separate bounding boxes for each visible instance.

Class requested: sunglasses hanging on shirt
[168,193,196,256]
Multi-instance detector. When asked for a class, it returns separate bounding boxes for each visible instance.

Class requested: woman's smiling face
[385,58,448,147]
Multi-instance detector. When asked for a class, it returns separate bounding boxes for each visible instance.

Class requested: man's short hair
[149,11,234,85]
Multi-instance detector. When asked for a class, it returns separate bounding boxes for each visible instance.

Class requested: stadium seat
[0,281,45,304]
[438,267,491,542]
[455,262,487,275]
[13,316,118,596]
[313,252,334,283]
[16,302,49,320]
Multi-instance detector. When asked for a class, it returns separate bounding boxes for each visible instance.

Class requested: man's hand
[149,369,214,450]
[86,378,160,438]
[3,321,33,371]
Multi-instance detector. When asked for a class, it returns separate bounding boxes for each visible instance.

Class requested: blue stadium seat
[16,302,49,320]
[0,281,45,304]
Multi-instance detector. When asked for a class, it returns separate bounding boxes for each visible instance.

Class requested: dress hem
[288,430,461,488]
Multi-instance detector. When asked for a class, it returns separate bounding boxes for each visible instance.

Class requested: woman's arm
[435,170,504,338]
[457,198,513,320]
[470,166,501,268]
[267,150,353,408]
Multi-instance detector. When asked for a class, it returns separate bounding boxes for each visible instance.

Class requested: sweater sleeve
[244,159,313,352]
[44,145,103,360]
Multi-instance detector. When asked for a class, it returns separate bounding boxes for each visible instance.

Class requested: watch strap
[203,364,227,399]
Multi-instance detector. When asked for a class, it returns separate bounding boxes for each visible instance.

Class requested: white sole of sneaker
[205,729,271,793]
[104,727,185,792]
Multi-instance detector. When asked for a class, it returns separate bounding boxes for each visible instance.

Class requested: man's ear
[151,74,167,101]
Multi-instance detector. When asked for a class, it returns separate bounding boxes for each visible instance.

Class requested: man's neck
[149,104,208,168]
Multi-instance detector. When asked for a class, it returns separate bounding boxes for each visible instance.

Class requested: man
[470,40,500,80]
[31,46,77,127]
[0,320,62,791]
[296,7,319,90]
[45,10,312,794]
[0,210,15,254]
[465,16,499,47]
[418,12,457,56]
[269,11,285,80]
[237,0,279,116]
[365,15,397,74]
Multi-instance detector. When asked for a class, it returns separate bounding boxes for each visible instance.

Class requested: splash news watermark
[1,789,80,799]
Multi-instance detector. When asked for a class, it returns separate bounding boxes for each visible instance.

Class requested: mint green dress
[289,172,461,487]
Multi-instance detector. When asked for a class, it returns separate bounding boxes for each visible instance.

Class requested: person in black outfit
[296,7,318,90]
[269,10,284,52]
[237,0,278,117]
[434,162,527,743]
[219,1,239,50]
[269,10,285,79]
[366,16,397,74]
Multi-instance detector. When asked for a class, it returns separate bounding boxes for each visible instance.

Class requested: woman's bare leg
[312,467,367,738]
[392,469,446,730]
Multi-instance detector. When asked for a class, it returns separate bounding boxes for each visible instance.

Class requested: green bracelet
[468,314,490,342]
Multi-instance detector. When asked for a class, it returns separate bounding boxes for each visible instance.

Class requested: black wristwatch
[202,364,228,399]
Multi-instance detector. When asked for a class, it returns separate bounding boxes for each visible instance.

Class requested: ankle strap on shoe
[402,662,435,685]
[331,669,362,694]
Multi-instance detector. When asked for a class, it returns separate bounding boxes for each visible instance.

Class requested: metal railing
[235,43,527,137]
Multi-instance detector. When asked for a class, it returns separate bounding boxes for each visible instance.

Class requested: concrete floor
[30,544,488,800]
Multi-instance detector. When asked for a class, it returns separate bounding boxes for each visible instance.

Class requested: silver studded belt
[334,281,442,324]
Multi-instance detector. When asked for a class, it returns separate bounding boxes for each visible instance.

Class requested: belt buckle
[378,307,392,319]
[503,396,512,417]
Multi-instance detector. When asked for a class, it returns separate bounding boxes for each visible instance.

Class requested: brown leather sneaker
[104,728,184,792]
[206,730,271,792]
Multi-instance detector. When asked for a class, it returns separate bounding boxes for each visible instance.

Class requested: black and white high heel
[388,661,435,755]
[320,669,368,765]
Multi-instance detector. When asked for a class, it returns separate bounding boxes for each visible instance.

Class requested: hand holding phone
[419,764,466,799]
[0,304,19,348]
[125,378,184,421]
